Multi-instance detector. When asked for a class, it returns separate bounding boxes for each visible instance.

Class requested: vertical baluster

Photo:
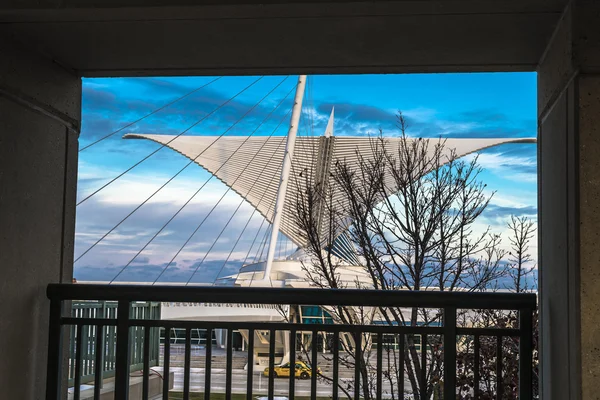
[88,318,94,378]
[106,309,111,370]
[376,332,383,400]
[183,328,191,400]
[311,330,318,400]
[46,299,63,400]
[474,335,480,400]
[444,306,457,400]
[69,304,76,384]
[289,329,296,400]
[74,324,84,400]
[420,334,427,400]
[115,300,130,400]
[268,329,276,400]
[136,310,143,366]
[143,325,150,400]
[354,332,361,400]
[94,324,105,400]
[332,331,339,400]
[226,328,233,400]
[89,310,95,377]
[519,308,533,400]
[162,327,171,400]
[108,314,115,371]
[151,323,157,366]
[70,324,76,380]
[377,332,383,400]
[496,335,503,400]
[82,308,89,378]
[247,329,255,400]
[205,328,213,400]
[398,333,405,398]
[85,308,96,375]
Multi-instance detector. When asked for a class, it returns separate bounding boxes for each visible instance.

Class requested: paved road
[153,366,413,398]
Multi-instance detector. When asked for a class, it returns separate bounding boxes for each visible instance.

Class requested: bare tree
[506,215,536,293]
[292,113,508,399]
[456,215,537,400]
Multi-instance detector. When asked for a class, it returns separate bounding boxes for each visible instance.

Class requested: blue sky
[75,73,538,284]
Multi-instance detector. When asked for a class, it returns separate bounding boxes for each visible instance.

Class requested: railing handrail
[47,283,536,310]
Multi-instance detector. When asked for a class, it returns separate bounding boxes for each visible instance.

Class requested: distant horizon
[75,73,538,284]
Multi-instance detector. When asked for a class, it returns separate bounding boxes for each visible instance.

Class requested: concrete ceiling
[0,0,568,77]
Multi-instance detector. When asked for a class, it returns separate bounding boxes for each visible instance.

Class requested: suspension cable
[244,211,270,266]
[242,216,274,286]
[247,217,270,265]
[151,95,297,284]
[77,76,264,206]
[79,77,222,152]
[185,198,248,285]
[251,224,274,286]
[110,80,294,283]
[256,223,272,264]
[175,108,294,286]
[76,76,280,264]
[206,121,290,285]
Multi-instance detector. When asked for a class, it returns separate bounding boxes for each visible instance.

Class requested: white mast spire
[262,75,307,282]
[324,107,334,137]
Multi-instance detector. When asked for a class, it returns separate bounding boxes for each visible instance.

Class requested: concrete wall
[538,78,580,400]
[577,73,600,400]
[0,32,80,399]
[537,1,600,399]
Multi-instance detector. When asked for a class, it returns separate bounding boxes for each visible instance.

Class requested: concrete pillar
[537,1,600,399]
[0,32,81,399]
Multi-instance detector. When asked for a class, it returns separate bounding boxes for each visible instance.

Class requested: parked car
[263,361,321,379]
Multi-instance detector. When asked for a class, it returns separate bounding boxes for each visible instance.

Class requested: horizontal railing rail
[47,284,536,309]
[45,284,535,400]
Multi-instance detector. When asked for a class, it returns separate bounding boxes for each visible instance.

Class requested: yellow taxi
[263,361,321,379]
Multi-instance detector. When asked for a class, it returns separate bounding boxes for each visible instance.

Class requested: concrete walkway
[152,366,414,398]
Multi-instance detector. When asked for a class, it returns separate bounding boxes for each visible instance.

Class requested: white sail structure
[124,130,535,250]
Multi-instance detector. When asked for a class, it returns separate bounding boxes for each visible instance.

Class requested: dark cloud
[79,78,296,155]
[482,204,538,220]
[133,256,150,265]
[75,259,245,283]
[318,102,395,123]
[133,78,194,94]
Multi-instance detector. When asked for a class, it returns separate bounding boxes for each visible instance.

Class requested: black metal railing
[67,300,160,386]
[45,284,535,400]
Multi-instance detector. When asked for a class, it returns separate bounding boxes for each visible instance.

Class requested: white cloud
[471,152,536,171]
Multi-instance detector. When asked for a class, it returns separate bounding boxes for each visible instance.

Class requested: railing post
[163,327,171,400]
[289,329,296,400]
[94,324,105,400]
[226,328,233,400]
[114,299,130,400]
[354,332,361,400]
[268,329,275,400]
[332,331,339,400]
[311,330,318,400]
[519,307,533,400]
[45,298,64,400]
[205,328,213,400]
[246,329,254,400]
[376,333,383,400]
[444,306,457,400]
